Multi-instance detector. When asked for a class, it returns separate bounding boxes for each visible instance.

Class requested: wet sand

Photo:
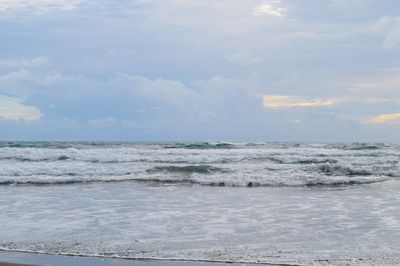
[0,263,41,266]
[0,251,256,266]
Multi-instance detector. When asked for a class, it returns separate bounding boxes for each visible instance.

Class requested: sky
[1,0,400,141]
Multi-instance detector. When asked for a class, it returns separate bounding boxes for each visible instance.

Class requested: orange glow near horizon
[263,95,335,108]
[366,113,400,124]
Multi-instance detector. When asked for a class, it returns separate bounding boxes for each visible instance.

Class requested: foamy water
[1,142,400,265]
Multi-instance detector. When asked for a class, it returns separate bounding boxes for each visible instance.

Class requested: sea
[1,141,400,265]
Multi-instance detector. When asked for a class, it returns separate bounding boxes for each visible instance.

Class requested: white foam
[2,180,400,265]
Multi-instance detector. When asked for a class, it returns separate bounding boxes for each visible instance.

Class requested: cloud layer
[1,0,400,140]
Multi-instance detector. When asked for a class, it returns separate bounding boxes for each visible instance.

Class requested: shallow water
[1,142,400,265]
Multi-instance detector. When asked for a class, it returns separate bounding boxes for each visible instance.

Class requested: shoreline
[0,251,265,266]
[0,263,41,266]
[3,249,400,266]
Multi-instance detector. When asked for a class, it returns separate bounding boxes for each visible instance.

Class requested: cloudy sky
[1,0,400,141]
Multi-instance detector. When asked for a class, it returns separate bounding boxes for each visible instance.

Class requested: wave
[310,162,400,177]
[264,156,338,164]
[0,141,150,149]
[0,142,108,149]
[2,154,394,165]
[314,163,373,176]
[0,155,243,164]
[186,174,389,187]
[0,155,72,162]
[326,143,391,151]
[163,142,236,149]
[0,172,390,187]
[0,142,74,149]
[1,141,399,188]
[147,165,227,174]
[1,142,399,166]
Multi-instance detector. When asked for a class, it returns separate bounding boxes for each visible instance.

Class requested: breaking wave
[0,155,72,162]
[0,170,391,187]
[0,141,399,187]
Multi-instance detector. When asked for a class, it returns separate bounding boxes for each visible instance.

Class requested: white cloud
[2,67,400,139]
[3,70,257,129]
[113,73,196,111]
[347,71,400,97]
[0,69,60,98]
[133,0,287,38]
[0,95,42,122]
[88,116,117,127]
[0,57,48,69]
[0,70,35,97]
[133,107,163,113]
[0,69,33,82]
[225,51,262,66]
[88,117,137,128]
[0,0,83,13]
[254,2,284,17]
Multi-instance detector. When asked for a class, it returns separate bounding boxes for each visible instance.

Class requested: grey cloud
[0,0,84,14]
[371,16,400,49]
[330,0,371,9]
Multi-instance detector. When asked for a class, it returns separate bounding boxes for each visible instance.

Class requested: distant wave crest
[163,142,236,149]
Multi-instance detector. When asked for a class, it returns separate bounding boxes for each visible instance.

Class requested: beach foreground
[2,142,400,265]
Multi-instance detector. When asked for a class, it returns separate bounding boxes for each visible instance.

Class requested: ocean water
[1,142,400,265]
